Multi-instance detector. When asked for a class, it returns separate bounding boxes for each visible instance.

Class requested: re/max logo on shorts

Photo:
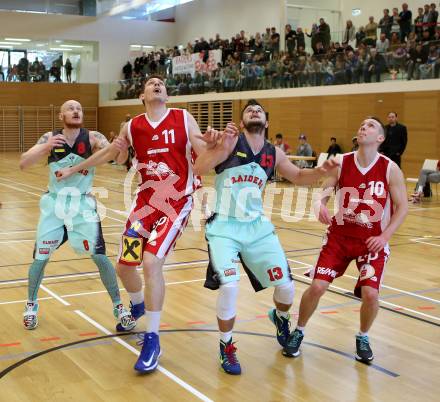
[316,267,337,278]
[224,268,236,277]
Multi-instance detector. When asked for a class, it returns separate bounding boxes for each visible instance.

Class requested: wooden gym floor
[0,153,438,402]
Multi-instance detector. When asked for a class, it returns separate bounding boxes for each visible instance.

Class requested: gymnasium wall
[98,85,440,178]
[0,82,98,107]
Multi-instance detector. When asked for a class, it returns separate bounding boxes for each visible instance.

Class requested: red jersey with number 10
[127,108,199,200]
[330,152,393,239]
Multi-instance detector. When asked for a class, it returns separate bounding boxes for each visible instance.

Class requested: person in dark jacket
[379,112,408,167]
[326,137,342,157]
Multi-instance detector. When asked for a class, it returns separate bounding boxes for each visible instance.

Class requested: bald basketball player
[19,100,135,332]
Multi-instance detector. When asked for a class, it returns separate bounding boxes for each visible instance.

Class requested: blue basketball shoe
[116,301,144,332]
[219,339,241,375]
[134,332,161,373]
[268,308,290,347]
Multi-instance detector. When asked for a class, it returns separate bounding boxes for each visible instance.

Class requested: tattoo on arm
[37,133,51,144]
[91,132,110,149]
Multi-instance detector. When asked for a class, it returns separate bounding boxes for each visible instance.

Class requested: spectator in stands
[326,137,342,157]
[399,3,413,42]
[274,133,291,154]
[122,61,132,80]
[65,58,73,83]
[307,24,320,53]
[428,3,438,38]
[351,136,359,151]
[390,8,401,37]
[364,48,386,82]
[365,16,378,45]
[380,111,408,167]
[407,43,427,80]
[355,26,366,47]
[270,27,280,56]
[376,33,390,56]
[295,134,313,168]
[343,20,356,46]
[422,4,431,35]
[409,159,440,203]
[414,7,425,40]
[0,65,3,81]
[296,27,306,50]
[263,27,272,52]
[285,24,297,55]
[319,18,331,49]
[419,45,439,78]
[379,9,393,39]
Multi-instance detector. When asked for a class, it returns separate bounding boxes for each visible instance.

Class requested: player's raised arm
[275,147,339,185]
[19,132,66,170]
[56,125,129,181]
[192,123,239,176]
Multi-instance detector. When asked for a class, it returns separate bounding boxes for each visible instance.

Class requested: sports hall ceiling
[0,0,195,19]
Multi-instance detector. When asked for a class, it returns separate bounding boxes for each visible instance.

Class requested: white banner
[172,49,222,77]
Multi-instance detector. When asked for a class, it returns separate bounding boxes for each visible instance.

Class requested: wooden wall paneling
[0,107,20,152]
[0,83,98,107]
[320,95,349,154]
[298,96,323,154]
[403,92,439,176]
[22,107,53,151]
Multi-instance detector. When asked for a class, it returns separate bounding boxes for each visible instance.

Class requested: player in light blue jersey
[19,100,135,331]
[194,99,338,375]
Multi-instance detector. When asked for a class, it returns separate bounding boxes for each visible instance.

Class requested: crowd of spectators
[0,55,73,83]
[117,2,440,99]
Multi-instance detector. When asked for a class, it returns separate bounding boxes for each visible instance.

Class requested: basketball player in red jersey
[283,117,408,363]
[57,75,237,373]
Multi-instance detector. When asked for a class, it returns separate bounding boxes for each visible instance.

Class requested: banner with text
[172,50,222,77]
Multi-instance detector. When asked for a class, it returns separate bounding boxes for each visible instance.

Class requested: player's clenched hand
[317,203,332,225]
[223,122,239,137]
[317,158,339,175]
[113,136,129,152]
[47,134,66,149]
[365,235,387,253]
[55,167,74,181]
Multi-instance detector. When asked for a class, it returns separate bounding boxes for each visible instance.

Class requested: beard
[243,120,265,134]
[64,119,82,129]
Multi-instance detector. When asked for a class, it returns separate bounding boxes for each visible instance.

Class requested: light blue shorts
[204,214,292,291]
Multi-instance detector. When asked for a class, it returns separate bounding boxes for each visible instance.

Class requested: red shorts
[117,193,193,265]
[311,231,389,298]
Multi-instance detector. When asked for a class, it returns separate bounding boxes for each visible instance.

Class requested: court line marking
[38,280,213,402]
[75,311,213,402]
[287,258,440,321]
[410,237,440,247]
[0,225,123,235]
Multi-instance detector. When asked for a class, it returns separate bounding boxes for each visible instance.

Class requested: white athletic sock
[276,309,289,319]
[145,310,161,334]
[220,331,233,343]
[296,326,305,334]
[128,290,144,305]
[358,331,368,337]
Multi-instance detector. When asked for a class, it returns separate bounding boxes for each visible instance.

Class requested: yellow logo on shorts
[121,236,143,263]
[236,152,247,158]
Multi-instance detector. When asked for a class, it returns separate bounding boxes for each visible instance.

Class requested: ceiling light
[0,41,22,45]
[130,45,142,48]
[0,45,13,49]
[122,16,136,20]
[36,44,46,47]
[55,40,62,43]
[50,47,72,51]
[60,44,83,48]
[5,37,31,42]
[142,45,154,49]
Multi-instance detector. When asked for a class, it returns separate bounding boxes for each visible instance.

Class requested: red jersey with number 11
[127,108,199,201]
[330,152,393,239]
